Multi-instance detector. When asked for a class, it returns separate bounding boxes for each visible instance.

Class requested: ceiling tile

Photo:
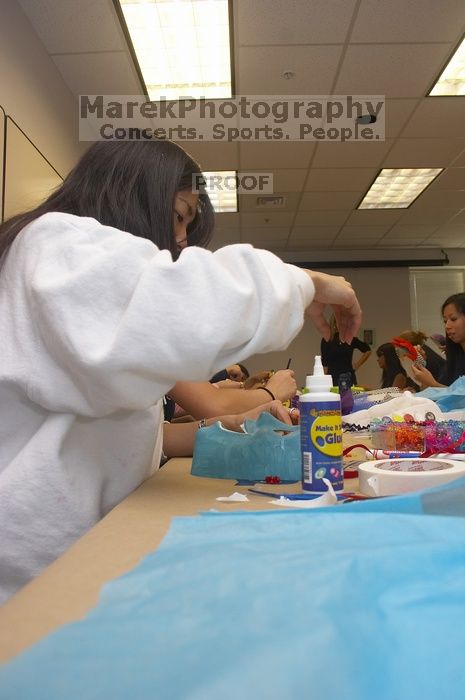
[304,168,377,191]
[214,212,241,228]
[237,0,358,44]
[52,52,140,96]
[332,239,383,247]
[401,98,465,138]
[239,142,315,169]
[179,142,240,170]
[451,149,465,167]
[429,168,465,190]
[387,224,439,237]
[271,169,307,192]
[312,139,392,167]
[448,209,465,223]
[345,209,404,225]
[294,210,351,226]
[300,191,363,210]
[382,138,465,168]
[425,234,465,246]
[243,227,291,242]
[334,44,452,97]
[240,212,294,227]
[400,208,458,224]
[19,0,126,53]
[289,226,341,240]
[410,189,465,210]
[337,225,393,237]
[237,46,343,94]
[351,0,465,42]
[385,99,420,138]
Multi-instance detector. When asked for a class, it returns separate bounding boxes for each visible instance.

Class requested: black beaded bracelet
[257,386,276,401]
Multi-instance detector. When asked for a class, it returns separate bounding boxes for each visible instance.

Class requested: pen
[286,357,292,369]
[248,488,349,501]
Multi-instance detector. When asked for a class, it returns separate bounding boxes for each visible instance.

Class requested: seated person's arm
[163,400,293,458]
[393,372,407,390]
[353,349,371,371]
[169,370,297,420]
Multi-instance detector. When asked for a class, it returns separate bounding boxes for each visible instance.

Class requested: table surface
[0,457,359,663]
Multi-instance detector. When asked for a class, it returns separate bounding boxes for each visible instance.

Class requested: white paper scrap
[216,492,249,503]
[269,479,338,508]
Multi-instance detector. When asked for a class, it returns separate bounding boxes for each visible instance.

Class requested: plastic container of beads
[370,418,465,453]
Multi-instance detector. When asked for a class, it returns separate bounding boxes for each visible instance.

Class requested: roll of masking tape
[358,458,465,496]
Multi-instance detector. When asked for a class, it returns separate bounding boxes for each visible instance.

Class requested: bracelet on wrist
[256,386,276,401]
[198,418,207,429]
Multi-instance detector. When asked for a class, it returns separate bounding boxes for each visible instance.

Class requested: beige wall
[0,0,84,178]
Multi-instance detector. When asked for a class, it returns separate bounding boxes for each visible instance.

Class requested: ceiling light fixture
[116,0,233,100]
[429,35,465,95]
[358,168,443,209]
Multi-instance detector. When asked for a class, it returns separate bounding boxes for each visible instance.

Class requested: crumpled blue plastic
[191,411,300,480]
[417,375,465,411]
[2,477,465,699]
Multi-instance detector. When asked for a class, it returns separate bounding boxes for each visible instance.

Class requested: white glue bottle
[299,355,343,493]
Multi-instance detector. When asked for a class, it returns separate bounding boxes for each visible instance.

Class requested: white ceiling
[18,0,465,258]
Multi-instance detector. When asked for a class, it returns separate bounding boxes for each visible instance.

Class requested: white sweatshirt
[0,212,314,603]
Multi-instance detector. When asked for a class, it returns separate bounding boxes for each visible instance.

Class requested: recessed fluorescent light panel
[202,171,237,212]
[429,36,465,95]
[118,0,232,100]
[358,168,443,209]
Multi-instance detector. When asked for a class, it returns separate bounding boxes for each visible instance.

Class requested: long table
[0,457,358,663]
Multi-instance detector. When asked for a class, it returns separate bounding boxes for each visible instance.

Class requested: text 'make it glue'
[299,355,343,493]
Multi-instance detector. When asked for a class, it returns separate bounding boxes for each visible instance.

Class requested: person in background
[376,343,412,390]
[210,363,249,384]
[0,138,362,602]
[412,293,465,388]
[321,315,371,386]
[430,333,447,356]
[397,329,446,383]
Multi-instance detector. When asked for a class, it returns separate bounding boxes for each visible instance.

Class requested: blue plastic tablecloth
[2,477,465,699]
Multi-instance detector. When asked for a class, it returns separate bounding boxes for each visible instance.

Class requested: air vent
[256,196,286,208]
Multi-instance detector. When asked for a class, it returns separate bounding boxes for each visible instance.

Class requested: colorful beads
[370,418,465,453]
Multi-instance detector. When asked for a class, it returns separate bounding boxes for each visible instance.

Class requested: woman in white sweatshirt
[0,139,361,603]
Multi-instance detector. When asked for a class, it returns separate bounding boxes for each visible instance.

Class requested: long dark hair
[376,342,406,388]
[441,293,465,385]
[0,139,215,261]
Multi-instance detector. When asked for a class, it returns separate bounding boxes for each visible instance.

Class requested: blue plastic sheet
[2,478,465,699]
[191,411,300,480]
[417,375,465,411]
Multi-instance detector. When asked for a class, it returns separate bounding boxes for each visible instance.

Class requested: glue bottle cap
[306,355,333,393]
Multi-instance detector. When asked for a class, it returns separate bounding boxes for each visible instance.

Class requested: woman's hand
[263,369,297,402]
[220,400,294,431]
[304,270,362,343]
[411,364,443,389]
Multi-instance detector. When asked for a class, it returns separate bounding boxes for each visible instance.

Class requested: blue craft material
[417,375,465,411]
[3,478,465,699]
[191,412,300,481]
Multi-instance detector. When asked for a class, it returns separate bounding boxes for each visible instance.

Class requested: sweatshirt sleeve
[11,213,314,415]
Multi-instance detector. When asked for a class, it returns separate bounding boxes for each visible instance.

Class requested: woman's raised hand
[304,270,362,343]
